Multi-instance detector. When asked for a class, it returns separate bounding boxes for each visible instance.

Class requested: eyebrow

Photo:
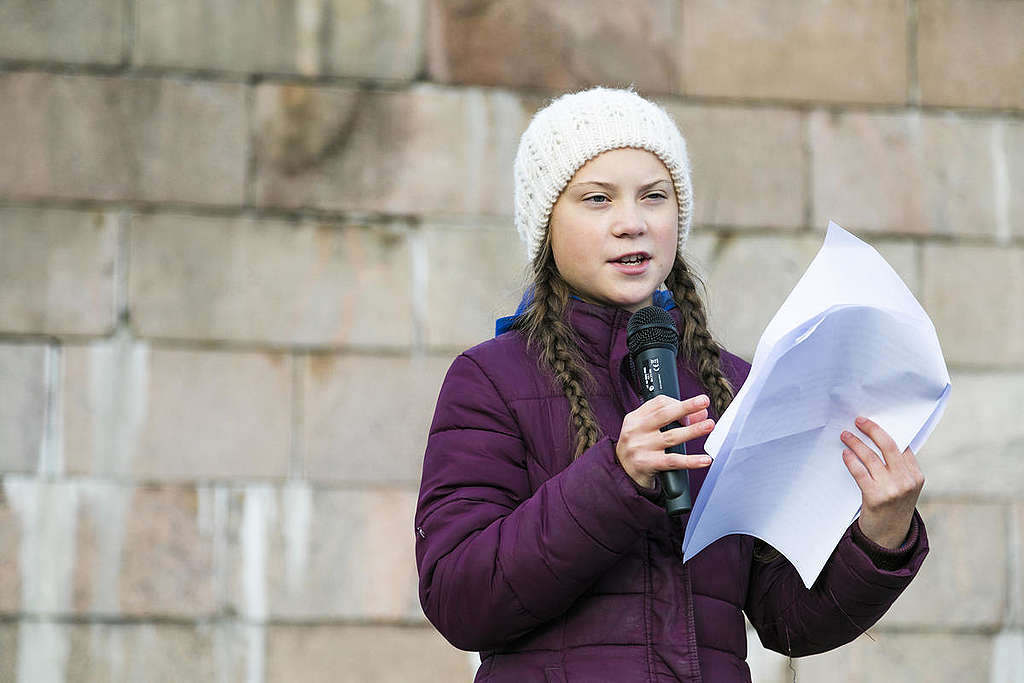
[568,179,672,192]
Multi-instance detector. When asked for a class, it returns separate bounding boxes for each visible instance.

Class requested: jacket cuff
[850,510,922,572]
[612,439,667,504]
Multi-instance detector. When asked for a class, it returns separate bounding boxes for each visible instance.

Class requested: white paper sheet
[682,222,951,588]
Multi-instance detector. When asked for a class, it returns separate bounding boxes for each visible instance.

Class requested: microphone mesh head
[626,306,679,355]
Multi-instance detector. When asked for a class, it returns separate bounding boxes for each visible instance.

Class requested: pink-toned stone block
[663,103,805,229]
[252,84,530,216]
[63,344,292,480]
[302,353,454,483]
[918,0,1024,110]
[427,0,679,93]
[266,624,476,682]
[0,73,246,205]
[0,207,119,335]
[227,486,422,622]
[130,213,414,348]
[0,344,48,473]
[683,0,907,103]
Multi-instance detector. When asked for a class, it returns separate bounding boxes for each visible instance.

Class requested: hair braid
[663,255,734,419]
[514,244,604,461]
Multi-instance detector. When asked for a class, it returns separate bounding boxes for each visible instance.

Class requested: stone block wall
[0,1,1021,681]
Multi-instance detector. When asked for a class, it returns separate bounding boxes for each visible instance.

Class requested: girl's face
[548,147,678,313]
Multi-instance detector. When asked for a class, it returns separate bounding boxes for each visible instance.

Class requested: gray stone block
[918,0,1024,110]
[922,244,1024,367]
[682,0,907,104]
[302,353,454,484]
[918,372,1024,499]
[227,485,423,622]
[664,103,805,230]
[266,624,476,682]
[420,223,527,349]
[130,213,414,347]
[136,0,422,79]
[796,631,995,682]
[0,73,246,204]
[63,342,292,480]
[0,206,118,335]
[0,345,48,473]
[881,502,1007,629]
[0,0,124,64]
[252,84,529,216]
[811,111,1016,238]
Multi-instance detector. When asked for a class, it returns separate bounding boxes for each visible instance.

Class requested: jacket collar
[494,289,677,337]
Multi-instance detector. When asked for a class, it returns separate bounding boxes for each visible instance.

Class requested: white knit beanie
[513,86,693,263]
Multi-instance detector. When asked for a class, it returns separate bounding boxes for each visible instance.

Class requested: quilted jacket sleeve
[415,353,665,652]
[744,510,928,657]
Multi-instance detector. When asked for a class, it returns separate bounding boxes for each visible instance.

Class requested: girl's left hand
[841,416,925,549]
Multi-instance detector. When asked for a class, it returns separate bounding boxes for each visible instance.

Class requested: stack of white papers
[682,222,951,588]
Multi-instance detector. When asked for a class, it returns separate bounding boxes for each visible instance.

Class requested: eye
[583,194,610,204]
[644,192,668,201]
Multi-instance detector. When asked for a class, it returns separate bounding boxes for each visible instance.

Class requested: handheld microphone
[626,306,692,516]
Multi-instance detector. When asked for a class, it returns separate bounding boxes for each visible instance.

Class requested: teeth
[619,255,645,264]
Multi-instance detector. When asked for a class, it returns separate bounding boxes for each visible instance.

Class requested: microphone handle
[633,347,693,516]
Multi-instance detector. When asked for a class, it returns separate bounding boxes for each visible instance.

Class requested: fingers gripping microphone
[626,306,692,516]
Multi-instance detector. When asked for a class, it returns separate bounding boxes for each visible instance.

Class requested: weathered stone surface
[702,234,917,359]
[420,223,527,349]
[130,214,413,347]
[1,479,79,616]
[683,0,907,103]
[1015,505,1024,627]
[228,486,422,622]
[0,207,118,335]
[72,485,216,618]
[266,624,476,683]
[0,73,246,204]
[63,342,292,480]
[427,0,679,93]
[796,631,994,682]
[252,84,529,215]
[0,345,47,473]
[702,234,826,358]
[302,354,454,483]
[1006,121,1024,241]
[0,0,124,64]
[918,0,1024,110]
[135,0,422,79]
[880,502,1006,629]
[922,244,1024,366]
[811,111,1013,236]
[662,103,805,229]
[918,372,1024,499]
[0,487,22,612]
[745,621,793,683]
[0,623,15,681]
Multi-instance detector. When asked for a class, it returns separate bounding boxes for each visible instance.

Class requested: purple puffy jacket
[415,299,928,682]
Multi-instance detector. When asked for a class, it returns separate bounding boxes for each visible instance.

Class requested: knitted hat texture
[513,87,693,262]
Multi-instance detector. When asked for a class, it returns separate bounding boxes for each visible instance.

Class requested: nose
[611,201,646,237]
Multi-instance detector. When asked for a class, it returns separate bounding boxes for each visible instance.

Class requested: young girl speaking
[415,87,928,682]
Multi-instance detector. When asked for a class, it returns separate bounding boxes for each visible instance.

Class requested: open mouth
[612,253,651,265]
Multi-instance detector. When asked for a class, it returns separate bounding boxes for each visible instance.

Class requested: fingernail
[698,395,709,406]
[700,456,712,465]
[855,416,866,425]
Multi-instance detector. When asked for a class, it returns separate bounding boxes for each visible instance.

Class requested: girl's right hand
[615,394,716,490]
